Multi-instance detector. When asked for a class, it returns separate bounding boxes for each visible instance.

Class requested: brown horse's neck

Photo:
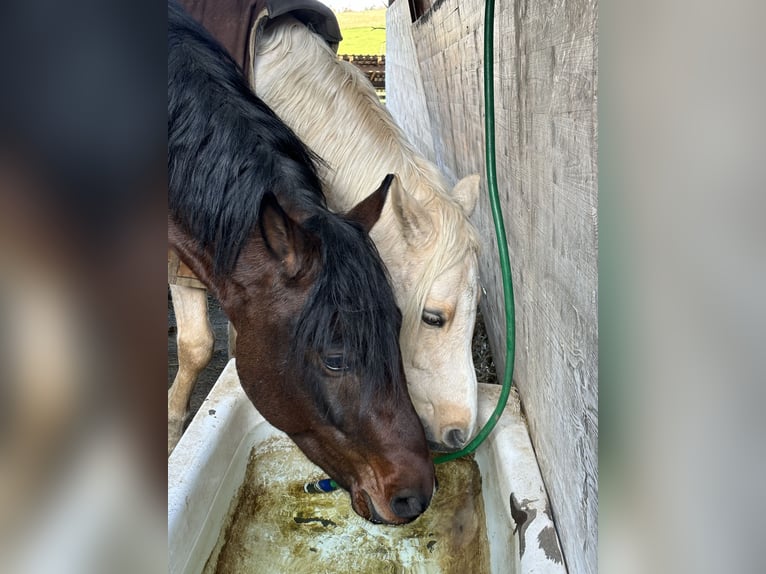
[168,214,302,331]
[168,217,241,314]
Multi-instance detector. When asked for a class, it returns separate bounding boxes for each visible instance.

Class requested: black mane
[167,0,404,399]
[168,0,324,275]
[293,213,405,402]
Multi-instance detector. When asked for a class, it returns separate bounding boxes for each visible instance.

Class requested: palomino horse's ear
[387,173,430,245]
[259,192,309,277]
[451,174,481,216]
[345,173,395,234]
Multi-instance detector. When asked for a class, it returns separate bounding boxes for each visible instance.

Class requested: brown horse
[168,0,434,524]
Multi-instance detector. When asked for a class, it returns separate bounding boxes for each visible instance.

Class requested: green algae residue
[203,436,490,573]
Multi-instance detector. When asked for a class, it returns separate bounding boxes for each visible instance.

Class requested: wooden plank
[387,1,598,572]
[385,1,437,161]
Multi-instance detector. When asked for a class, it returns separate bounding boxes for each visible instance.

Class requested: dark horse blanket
[179,0,341,74]
[169,0,341,288]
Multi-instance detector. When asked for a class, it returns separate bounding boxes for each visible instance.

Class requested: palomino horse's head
[372,173,482,453]
[168,1,433,524]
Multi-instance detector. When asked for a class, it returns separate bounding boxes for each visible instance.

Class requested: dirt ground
[168,291,497,431]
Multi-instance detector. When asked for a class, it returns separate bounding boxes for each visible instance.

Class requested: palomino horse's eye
[421,310,445,328]
[322,354,349,373]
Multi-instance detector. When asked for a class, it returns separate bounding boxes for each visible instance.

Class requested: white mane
[255,16,480,347]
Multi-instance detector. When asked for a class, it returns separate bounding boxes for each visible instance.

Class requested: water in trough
[203,436,490,574]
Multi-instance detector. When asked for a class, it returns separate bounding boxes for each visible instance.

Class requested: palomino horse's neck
[253,18,479,331]
[254,17,451,213]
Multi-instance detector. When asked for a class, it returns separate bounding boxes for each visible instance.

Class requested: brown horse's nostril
[390,489,429,520]
[444,428,467,450]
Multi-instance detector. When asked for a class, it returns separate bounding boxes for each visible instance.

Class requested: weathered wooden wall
[386,1,597,572]
[385,3,436,162]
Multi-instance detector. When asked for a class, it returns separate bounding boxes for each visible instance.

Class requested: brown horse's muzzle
[288,423,435,525]
[348,456,436,525]
[354,487,433,525]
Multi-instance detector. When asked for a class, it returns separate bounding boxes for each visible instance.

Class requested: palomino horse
[168,0,434,524]
[251,16,482,452]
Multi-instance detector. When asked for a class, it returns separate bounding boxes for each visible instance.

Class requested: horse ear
[259,193,308,277]
[451,174,480,216]
[386,173,430,245]
[345,173,395,233]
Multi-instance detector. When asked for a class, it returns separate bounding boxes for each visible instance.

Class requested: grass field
[336,8,386,55]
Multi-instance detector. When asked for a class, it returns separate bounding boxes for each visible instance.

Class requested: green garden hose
[305,0,514,492]
[433,0,514,465]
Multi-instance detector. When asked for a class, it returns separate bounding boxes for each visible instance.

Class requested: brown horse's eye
[422,310,445,328]
[322,354,349,373]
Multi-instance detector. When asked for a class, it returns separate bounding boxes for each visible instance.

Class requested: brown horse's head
[220,176,435,524]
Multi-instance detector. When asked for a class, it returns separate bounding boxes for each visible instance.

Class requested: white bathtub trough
[168,359,566,573]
